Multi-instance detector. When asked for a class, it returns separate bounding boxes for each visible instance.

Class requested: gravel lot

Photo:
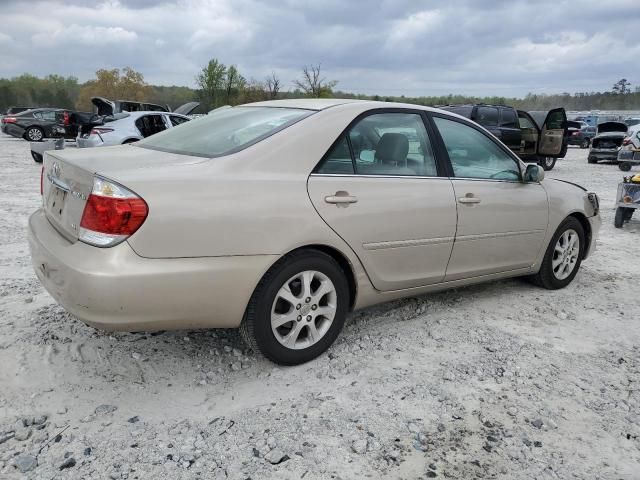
[1,134,639,479]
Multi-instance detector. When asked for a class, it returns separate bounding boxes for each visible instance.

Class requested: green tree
[196,58,227,109]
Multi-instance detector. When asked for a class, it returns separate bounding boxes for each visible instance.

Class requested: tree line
[1,62,639,114]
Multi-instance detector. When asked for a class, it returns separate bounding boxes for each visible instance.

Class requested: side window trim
[313,108,447,178]
[427,112,523,182]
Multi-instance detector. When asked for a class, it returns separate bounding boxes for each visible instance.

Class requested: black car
[567,121,597,148]
[0,108,73,141]
[439,104,568,171]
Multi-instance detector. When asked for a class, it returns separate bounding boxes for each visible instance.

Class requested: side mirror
[524,164,545,182]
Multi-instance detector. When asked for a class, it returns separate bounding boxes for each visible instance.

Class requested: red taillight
[79,177,148,247]
[90,127,113,136]
[40,166,44,195]
[571,131,580,136]
[2,116,16,124]
[63,111,70,126]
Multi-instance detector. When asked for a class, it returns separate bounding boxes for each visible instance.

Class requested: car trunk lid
[42,145,206,242]
[597,122,627,135]
[172,101,200,116]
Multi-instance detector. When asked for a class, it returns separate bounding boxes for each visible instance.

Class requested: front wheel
[530,217,584,289]
[539,156,556,171]
[24,126,44,142]
[240,250,349,365]
[619,162,632,172]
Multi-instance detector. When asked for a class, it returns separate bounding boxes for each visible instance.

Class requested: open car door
[537,108,568,157]
[172,101,200,116]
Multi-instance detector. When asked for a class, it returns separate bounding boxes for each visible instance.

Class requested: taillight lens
[79,177,148,247]
[63,111,70,125]
[2,116,16,124]
[90,127,114,136]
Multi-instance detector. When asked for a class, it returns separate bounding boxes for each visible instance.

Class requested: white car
[77,110,193,148]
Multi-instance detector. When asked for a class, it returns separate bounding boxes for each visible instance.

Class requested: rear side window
[316,112,438,177]
[135,114,168,138]
[138,107,313,158]
[476,107,498,127]
[500,108,518,128]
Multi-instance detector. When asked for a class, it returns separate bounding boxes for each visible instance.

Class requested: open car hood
[91,97,115,116]
[597,122,627,134]
[172,101,200,116]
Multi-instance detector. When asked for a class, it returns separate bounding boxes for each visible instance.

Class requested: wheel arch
[568,212,592,259]
[279,244,358,311]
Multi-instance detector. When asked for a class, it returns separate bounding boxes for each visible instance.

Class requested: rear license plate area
[47,186,67,218]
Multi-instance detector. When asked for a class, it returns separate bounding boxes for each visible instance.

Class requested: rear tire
[31,151,43,163]
[240,249,349,365]
[619,162,632,172]
[24,126,44,142]
[530,217,584,289]
[539,156,556,171]
[580,138,590,149]
[588,155,598,164]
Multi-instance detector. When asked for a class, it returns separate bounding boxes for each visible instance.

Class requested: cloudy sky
[0,0,639,97]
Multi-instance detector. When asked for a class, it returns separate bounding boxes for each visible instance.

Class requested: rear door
[430,114,549,281]
[307,110,457,291]
[537,108,568,157]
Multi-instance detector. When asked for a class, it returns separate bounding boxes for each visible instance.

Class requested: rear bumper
[28,208,277,331]
[589,149,619,161]
[77,136,103,148]
[2,123,25,138]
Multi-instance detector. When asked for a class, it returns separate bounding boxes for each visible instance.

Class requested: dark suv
[439,104,568,170]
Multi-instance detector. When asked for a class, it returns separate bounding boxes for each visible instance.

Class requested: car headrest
[375,133,409,165]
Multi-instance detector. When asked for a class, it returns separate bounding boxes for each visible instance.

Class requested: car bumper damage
[28,208,276,331]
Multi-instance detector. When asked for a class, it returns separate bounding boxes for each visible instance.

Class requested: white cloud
[32,24,138,48]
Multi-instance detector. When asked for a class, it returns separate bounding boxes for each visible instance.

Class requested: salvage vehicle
[91,97,170,115]
[440,104,568,171]
[76,110,194,148]
[29,99,601,365]
[5,106,38,115]
[30,103,200,161]
[588,122,628,165]
[1,108,73,141]
[614,174,640,227]
[566,121,596,149]
[617,124,640,171]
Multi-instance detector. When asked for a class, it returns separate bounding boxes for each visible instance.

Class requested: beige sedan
[29,99,601,365]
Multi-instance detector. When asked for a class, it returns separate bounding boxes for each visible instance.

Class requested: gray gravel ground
[0,134,639,479]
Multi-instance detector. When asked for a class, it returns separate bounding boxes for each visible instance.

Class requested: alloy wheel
[271,270,337,350]
[27,128,43,141]
[552,229,580,280]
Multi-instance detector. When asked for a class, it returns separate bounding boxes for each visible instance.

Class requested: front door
[308,111,458,291]
[430,115,549,281]
[538,108,568,157]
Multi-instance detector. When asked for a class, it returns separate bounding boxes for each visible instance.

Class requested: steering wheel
[489,169,520,179]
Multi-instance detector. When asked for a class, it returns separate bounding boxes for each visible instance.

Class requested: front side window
[138,106,313,158]
[476,107,498,127]
[317,112,437,176]
[434,117,521,181]
[169,115,189,127]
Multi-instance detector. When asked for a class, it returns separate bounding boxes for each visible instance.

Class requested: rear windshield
[137,106,314,158]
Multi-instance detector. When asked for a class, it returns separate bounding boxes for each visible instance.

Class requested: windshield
[137,106,313,157]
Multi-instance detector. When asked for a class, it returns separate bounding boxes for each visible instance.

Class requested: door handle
[324,192,358,204]
[458,195,481,205]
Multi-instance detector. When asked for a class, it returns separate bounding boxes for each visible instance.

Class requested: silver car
[29,99,601,365]
[77,110,192,148]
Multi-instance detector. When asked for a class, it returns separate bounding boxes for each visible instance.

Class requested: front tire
[530,217,584,289]
[539,156,556,171]
[588,155,598,164]
[24,126,44,142]
[240,250,349,365]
